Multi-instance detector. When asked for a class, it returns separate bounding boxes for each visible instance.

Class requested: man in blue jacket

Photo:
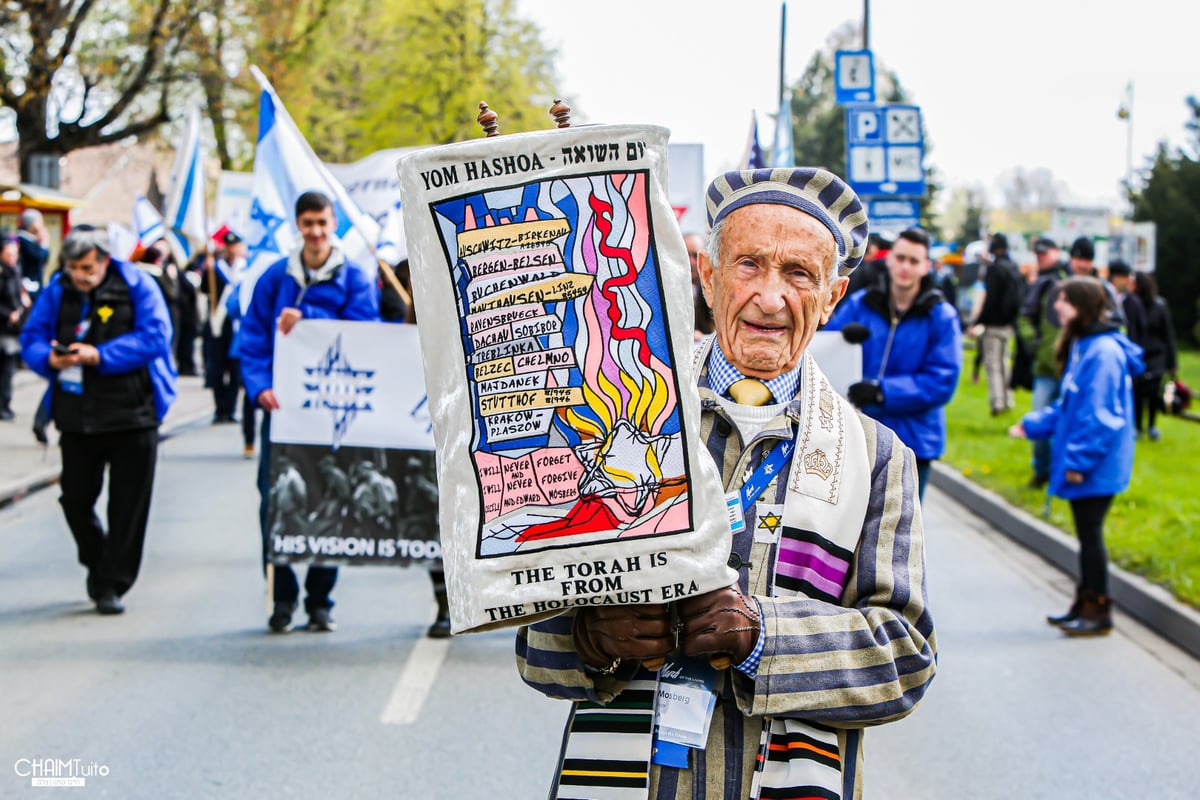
[239,191,380,634]
[19,226,177,615]
[826,227,962,500]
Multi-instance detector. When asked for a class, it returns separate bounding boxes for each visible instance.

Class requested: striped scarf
[550,342,870,799]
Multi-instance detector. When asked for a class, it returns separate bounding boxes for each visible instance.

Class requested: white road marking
[379,637,450,724]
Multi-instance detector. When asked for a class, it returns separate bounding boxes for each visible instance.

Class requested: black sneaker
[306,607,336,632]
[268,602,295,633]
[0,408,14,421]
[95,590,125,615]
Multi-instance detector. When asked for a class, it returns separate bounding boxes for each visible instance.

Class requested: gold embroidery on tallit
[818,384,835,432]
[803,449,834,480]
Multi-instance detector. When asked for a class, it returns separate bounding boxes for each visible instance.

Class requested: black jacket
[52,268,157,433]
[1141,296,1178,377]
[0,261,22,336]
[975,254,1024,326]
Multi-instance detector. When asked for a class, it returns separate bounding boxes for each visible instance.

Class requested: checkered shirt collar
[705,343,801,403]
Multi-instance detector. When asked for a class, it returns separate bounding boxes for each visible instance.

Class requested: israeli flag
[107,222,140,262]
[742,111,766,170]
[163,102,207,262]
[375,201,407,265]
[771,91,795,168]
[240,66,380,312]
[133,195,166,246]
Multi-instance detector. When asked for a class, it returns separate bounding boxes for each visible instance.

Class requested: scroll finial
[477,101,499,137]
[549,98,571,128]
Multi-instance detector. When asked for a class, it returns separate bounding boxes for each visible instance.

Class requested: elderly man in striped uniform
[516,168,937,800]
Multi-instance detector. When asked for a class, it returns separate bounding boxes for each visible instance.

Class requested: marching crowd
[2,161,1181,798]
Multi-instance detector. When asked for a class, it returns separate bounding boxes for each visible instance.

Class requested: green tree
[784,23,942,237]
[190,0,335,169]
[939,185,988,250]
[1131,96,1200,343]
[0,0,205,183]
[262,0,559,163]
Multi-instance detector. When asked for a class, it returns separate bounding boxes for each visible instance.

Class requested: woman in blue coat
[1010,276,1143,636]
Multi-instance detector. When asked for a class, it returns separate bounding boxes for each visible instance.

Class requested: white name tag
[653,657,718,748]
[725,491,745,535]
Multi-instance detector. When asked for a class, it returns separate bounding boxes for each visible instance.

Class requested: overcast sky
[517,0,1200,212]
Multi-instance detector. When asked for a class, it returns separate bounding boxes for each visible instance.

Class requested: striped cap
[705,167,870,275]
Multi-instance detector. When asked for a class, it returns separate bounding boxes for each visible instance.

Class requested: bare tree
[1,0,203,183]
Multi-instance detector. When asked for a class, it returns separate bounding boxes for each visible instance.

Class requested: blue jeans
[1030,375,1060,480]
[258,412,337,612]
[915,458,932,503]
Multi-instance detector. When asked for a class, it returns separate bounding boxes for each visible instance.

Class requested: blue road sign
[845,104,926,197]
[835,50,875,105]
[867,199,921,237]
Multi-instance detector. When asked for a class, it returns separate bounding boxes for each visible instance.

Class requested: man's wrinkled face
[64,250,108,292]
[697,204,845,379]
[297,206,336,258]
[887,236,930,295]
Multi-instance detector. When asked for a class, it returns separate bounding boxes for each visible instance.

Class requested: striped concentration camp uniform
[517,351,937,800]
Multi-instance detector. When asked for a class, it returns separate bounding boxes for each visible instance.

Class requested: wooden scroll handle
[477,101,499,137]
[549,98,571,128]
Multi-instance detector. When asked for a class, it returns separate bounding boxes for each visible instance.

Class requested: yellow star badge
[757,511,783,536]
[97,306,114,324]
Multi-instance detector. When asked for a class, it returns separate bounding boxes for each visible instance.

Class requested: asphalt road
[2,421,1198,798]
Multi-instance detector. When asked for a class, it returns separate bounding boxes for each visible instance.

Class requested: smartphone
[52,342,73,355]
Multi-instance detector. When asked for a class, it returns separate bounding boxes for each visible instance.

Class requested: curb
[0,409,215,509]
[931,463,1200,662]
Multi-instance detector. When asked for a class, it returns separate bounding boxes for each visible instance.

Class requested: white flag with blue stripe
[163,102,207,262]
[240,66,380,312]
[133,194,166,246]
[771,91,795,168]
[375,201,406,265]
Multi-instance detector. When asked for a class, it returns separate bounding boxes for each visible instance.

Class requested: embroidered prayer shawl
[524,341,933,800]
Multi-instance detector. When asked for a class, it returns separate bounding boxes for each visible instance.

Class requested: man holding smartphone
[19,226,176,615]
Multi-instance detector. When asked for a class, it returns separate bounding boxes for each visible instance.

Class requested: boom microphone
[840,322,870,344]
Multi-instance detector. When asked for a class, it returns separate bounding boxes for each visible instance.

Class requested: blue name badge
[58,364,84,395]
[651,739,690,769]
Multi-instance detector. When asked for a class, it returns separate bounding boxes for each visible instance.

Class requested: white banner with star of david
[270,319,433,450]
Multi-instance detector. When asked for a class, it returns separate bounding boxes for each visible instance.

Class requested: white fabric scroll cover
[397,124,735,633]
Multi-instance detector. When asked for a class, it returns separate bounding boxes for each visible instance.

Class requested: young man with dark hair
[240,190,380,633]
[826,226,963,499]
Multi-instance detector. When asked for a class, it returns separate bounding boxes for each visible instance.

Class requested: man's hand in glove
[677,584,761,668]
[573,604,673,671]
[847,379,884,408]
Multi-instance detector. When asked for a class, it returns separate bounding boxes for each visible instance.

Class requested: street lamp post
[1117,82,1134,216]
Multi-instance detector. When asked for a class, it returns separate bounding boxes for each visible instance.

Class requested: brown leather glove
[677,584,761,667]
[572,604,673,670]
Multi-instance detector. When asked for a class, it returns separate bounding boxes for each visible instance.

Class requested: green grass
[940,348,1200,607]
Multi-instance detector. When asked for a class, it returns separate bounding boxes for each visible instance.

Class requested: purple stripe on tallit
[776,540,850,596]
